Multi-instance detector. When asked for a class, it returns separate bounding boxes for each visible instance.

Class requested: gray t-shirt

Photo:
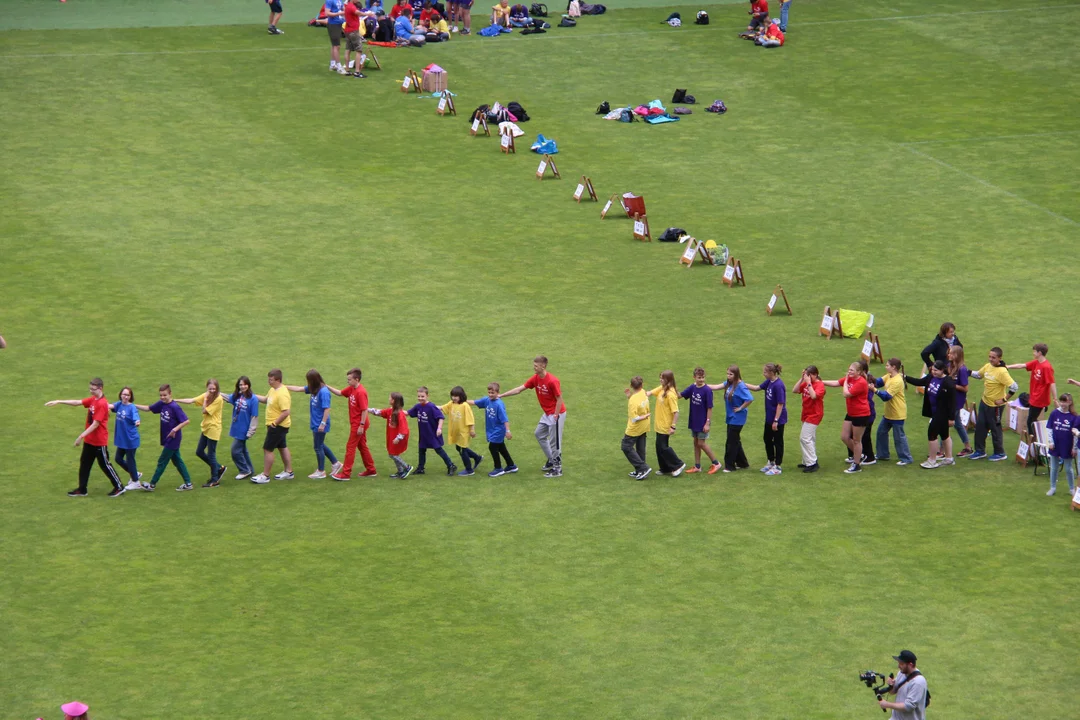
[890,671,928,720]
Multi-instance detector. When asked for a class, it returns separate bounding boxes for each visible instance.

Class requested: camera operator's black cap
[893,650,917,664]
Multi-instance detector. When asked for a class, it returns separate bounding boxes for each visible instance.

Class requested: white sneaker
[235,472,250,480]
[251,474,270,484]
[336,67,348,75]
[920,460,939,469]
[765,466,782,476]
[1046,488,1056,496]
[939,457,955,466]
[125,480,142,491]
[308,470,327,479]
[331,461,344,475]
[329,62,336,71]
[672,463,686,477]
[759,463,774,473]
[274,471,295,480]
[451,25,459,32]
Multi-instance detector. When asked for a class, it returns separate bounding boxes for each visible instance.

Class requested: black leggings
[456,444,483,471]
[489,441,515,468]
[848,418,876,461]
[725,424,749,471]
[655,433,683,473]
[763,423,785,466]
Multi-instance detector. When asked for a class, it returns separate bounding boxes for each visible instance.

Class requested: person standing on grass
[440,386,484,476]
[873,358,913,466]
[679,367,722,474]
[1005,343,1057,437]
[792,365,825,473]
[251,369,294,484]
[110,386,143,491]
[135,384,194,492]
[707,366,753,474]
[266,0,285,34]
[45,378,126,498]
[920,321,962,368]
[905,360,957,469]
[325,0,348,73]
[1045,393,1078,497]
[470,382,517,477]
[408,386,456,476]
[647,370,685,477]
[328,368,377,481]
[778,0,791,31]
[449,0,472,34]
[744,363,786,476]
[284,369,342,479]
[343,0,367,78]
[968,347,1018,461]
[622,376,652,480]
[176,379,228,488]
[947,346,974,457]
[500,356,566,478]
[224,376,260,480]
[823,362,871,474]
[371,392,414,478]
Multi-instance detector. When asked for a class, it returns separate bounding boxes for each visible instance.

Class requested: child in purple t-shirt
[744,363,787,475]
[135,384,193,491]
[680,367,721,473]
[407,386,457,476]
[1045,393,1078,497]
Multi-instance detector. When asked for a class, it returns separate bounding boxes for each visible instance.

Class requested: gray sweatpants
[534,412,566,464]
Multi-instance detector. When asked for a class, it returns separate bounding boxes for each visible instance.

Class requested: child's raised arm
[44,399,84,407]
[326,385,344,397]
[499,384,526,399]
[283,384,305,393]
[706,382,727,391]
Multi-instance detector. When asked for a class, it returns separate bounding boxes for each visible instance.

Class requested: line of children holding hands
[622,344,1079,497]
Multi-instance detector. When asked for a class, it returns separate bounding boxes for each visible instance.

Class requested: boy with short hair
[408,387,457,475]
[623,376,652,480]
[45,378,126,497]
[499,355,567,478]
[470,382,516,477]
[969,348,1018,461]
[134,384,194,491]
[1006,343,1057,436]
[681,367,721,474]
[329,368,377,480]
[251,369,295,483]
[343,0,367,77]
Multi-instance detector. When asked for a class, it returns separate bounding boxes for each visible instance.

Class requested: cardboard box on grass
[423,65,447,93]
[1006,403,1028,435]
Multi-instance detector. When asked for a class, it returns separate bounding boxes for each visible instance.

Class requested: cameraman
[878,650,928,720]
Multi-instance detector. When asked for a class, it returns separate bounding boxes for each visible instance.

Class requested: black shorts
[845,414,872,427]
[263,425,289,451]
[328,23,344,45]
[928,418,950,441]
[268,0,283,13]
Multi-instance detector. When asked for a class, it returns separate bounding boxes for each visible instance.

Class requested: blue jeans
[1049,455,1076,492]
[231,438,253,475]
[953,407,970,446]
[115,447,139,482]
[779,0,790,30]
[196,434,219,479]
[313,431,338,471]
[875,418,913,463]
[418,446,453,470]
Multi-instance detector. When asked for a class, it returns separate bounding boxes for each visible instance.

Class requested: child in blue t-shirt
[408,386,456,475]
[285,369,342,479]
[469,381,516,477]
[224,375,260,480]
[111,386,142,490]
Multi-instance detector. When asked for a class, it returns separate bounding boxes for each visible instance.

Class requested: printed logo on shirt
[486,407,498,420]
[161,410,172,423]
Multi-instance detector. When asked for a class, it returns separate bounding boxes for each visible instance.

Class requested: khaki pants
[799,421,818,466]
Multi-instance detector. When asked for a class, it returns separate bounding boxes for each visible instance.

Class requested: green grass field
[2,0,1079,717]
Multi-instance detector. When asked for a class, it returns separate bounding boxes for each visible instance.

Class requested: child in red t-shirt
[371,392,413,478]
[1006,343,1056,435]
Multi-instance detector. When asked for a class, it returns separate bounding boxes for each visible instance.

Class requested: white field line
[901,131,1080,146]
[2,4,1079,58]
[902,145,1078,227]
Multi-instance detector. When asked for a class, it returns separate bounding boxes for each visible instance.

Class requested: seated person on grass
[309,3,330,26]
[395,11,427,43]
[424,10,451,39]
[389,0,412,19]
[756,17,784,46]
[419,0,437,23]
[739,0,768,37]
[491,0,511,26]
[508,3,531,26]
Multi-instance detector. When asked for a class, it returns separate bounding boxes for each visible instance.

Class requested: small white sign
[402,76,412,89]
[633,220,645,235]
[1017,440,1030,459]
[500,134,510,148]
[438,97,447,113]
[959,408,971,427]
[821,314,833,331]
[867,314,875,328]
[537,160,548,175]
[574,183,584,200]
[471,118,480,133]
[682,244,697,262]
[768,294,777,311]
[1073,486,1080,503]
[1009,408,1018,430]
[601,199,613,216]
[861,339,873,357]
[723,264,735,281]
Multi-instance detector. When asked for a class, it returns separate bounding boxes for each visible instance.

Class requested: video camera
[858,670,894,713]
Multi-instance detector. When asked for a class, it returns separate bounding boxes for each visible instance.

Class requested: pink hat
[61,701,89,716]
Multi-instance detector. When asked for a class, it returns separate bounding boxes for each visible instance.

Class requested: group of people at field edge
[46,356,565,497]
[739,0,791,47]
[620,324,1079,497]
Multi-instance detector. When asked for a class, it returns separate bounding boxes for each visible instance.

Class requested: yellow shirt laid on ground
[977,364,1016,405]
[648,386,679,435]
[626,389,650,437]
[192,392,224,440]
[440,401,475,447]
[880,374,906,421]
[266,386,292,428]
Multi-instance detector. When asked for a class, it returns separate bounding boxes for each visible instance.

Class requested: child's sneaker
[401,465,415,479]
[141,481,154,491]
[968,451,987,460]
[274,470,295,480]
[451,24,459,32]
[461,27,470,34]
[939,457,955,466]
[957,447,973,457]
[446,463,458,476]
[759,463,774,473]
[217,464,229,481]
[685,466,702,474]
[457,469,475,477]
[1046,488,1056,496]
[473,455,484,469]
[707,463,721,475]
[542,460,554,472]
[896,460,913,466]
[413,468,425,475]
[235,472,251,480]
[544,466,563,478]
[389,471,402,479]
[308,470,327,479]
[489,468,506,477]
[358,470,378,477]
[331,461,344,475]
[765,466,782,476]
[107,487,126,497]
[920,459,939,469]
[250,474,270,484]
[330,472,350,481]
[505,465,518,473]
[125,480,142,491]
[861,455,877,465]
[988,453,1007,462]
[843,464,862,474]
[202,479,220,488]
[634,467,652,480]
[176,483,194,492]
[672,463,686,477]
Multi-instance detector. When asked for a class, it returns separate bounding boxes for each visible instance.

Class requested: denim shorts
[692,431,710,440]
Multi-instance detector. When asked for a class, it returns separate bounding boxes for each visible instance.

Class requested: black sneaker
[389,471,402,479]
[67,488,88,497]
[446,463,458,476]
[401,465,415,479]
[802,463,819,473]
[797,463,806,469]
[202,479,220,488]
[107,487,126,498]
[542,460,554,471]
[352,72,366,78]
[217,464,229,482]
[635,467,653,481]
[544,466,563,478]
[414,468,425,475]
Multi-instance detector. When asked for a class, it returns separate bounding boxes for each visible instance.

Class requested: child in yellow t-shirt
[491,0,511,26]
[441,386,483,476]
[177,378,227,487]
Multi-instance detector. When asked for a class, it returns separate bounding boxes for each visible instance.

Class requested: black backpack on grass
[507,101,529,121]
[530,3,548,16]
